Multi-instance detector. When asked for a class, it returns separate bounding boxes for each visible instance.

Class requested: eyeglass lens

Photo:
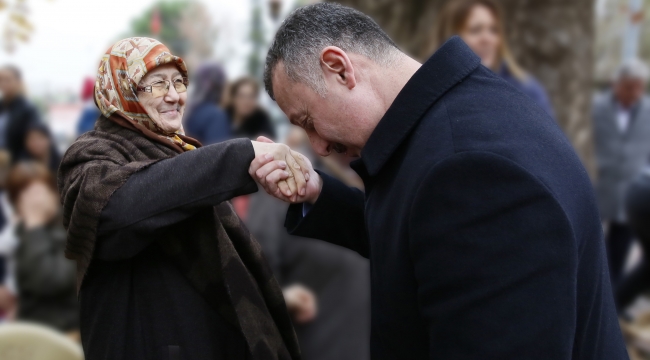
[151,79,187,97]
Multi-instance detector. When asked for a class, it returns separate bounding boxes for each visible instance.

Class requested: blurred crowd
[0,0,649,359]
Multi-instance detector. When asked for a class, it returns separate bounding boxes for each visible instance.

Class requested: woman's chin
[155,116,183,133]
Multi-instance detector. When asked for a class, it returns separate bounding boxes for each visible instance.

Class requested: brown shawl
[57,113,301,359]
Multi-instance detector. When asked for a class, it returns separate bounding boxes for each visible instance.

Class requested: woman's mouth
[159,109,179,116]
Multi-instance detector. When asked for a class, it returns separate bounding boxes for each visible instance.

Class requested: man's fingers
[278,180,292,198]
[249,153,275,178]
[265,169,290,193]
[255,160,287,182]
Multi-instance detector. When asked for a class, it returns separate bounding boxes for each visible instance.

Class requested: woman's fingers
[291,150,312,182]
[285,153,306,196]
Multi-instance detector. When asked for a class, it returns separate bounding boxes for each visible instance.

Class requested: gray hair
[613,58,649,82]
[264,3,400,100]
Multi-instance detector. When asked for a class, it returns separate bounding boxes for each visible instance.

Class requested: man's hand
[250,136,322,204]
[283,284,317,324]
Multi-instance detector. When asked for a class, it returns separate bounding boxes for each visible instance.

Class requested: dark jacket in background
[618,169,650,311]
[285,37,627,359]
[76,103,100,136]
[15,217,78,332]
[228,109,276,140]
[184,103,232,145]
[245,191,370,360]
[0,96,40,162]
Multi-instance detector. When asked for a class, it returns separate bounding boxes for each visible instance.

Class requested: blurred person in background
[617,168,650,312]
[58,37,308,360]
[593,58,650,288]
[183,62,232,145]
[0,65,41,162]
[6,161,79,337]
[0,150,16,322]
[226,77,276,140]
[243,126,370,360]
[433,0,555,119]
[21,123,62,173]
[76,77,101,136]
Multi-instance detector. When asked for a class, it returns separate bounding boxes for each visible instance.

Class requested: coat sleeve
[408,151,577,359]
[285,171,369,258]
[95,138,257,260]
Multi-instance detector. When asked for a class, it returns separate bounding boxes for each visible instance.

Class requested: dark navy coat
[285,37,628,359]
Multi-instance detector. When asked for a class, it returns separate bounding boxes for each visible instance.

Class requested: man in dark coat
[249,3,628,360]
[0,65,40,162]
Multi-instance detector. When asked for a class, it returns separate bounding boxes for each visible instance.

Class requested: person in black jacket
[0,65,40,162]
[226,77,276,140]
[6,162,78,334]
[249,4,628,359]
[617,169,650,312]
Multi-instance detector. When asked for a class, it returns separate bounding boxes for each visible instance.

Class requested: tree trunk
[330,0,596,178]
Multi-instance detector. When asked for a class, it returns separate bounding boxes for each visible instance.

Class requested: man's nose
[308,133,331,157]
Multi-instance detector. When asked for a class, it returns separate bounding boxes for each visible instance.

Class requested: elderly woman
[58,38,306,360]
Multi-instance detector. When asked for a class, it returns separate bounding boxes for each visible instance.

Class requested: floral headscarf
[95,37,198,151]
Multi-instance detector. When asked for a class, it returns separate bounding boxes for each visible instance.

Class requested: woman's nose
[164,83,180,103]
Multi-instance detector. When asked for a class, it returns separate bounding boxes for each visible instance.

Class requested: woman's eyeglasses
[137,78,188,98]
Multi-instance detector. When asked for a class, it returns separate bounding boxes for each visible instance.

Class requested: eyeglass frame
[136,77,189,97]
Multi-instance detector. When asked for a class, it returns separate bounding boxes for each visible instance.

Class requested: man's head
[264,3,409,157]
[613,58,649,109]
[0,65,23,102]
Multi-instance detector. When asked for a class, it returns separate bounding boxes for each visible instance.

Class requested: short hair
[0,64,22,81]
[614,58,649,82]
[264,3,400,100]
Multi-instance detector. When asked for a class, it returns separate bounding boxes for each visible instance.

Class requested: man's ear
[320,46,356,90]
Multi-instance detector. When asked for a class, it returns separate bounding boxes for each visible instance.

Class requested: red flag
[151,8,161,35]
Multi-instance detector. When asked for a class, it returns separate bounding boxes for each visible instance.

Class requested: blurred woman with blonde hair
[434,0,555,118]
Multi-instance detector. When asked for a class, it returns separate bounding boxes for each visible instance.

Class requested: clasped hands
[250,136,322,204]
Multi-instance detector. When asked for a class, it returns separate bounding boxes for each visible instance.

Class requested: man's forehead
[272,65,308,124]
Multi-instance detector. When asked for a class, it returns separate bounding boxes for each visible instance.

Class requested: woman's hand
[283,284,317,324]
[249,137,322,204]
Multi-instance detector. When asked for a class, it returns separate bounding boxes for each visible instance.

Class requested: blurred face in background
[138,64,187,134]
[614,77,646,108]
[26,129,51,160]
[0,68,21,101]
[233,82,258,121]
[459,4,501,69]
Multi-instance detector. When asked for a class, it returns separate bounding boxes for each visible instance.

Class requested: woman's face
[233,83,258,119]
[25,130,51,159]
[460,5,501,69]
[138,64,187,133]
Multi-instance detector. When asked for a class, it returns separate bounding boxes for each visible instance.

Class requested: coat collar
[352,36,481,177]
